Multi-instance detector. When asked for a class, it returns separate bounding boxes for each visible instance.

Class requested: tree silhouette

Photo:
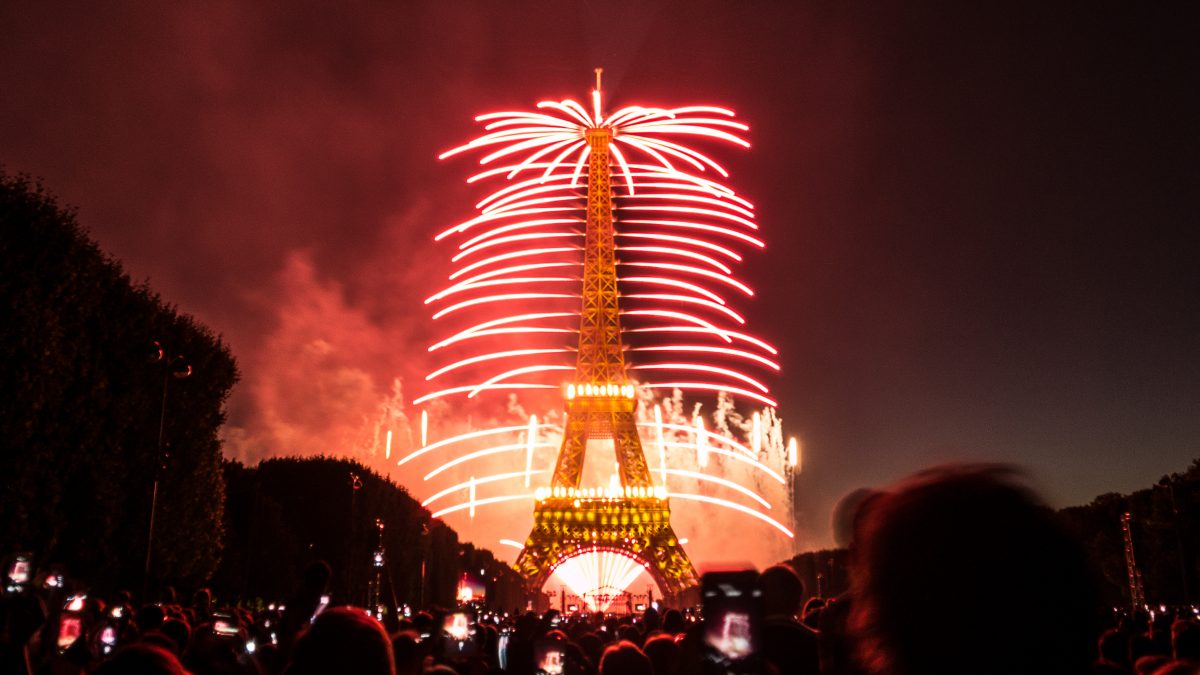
[0,171,238,593]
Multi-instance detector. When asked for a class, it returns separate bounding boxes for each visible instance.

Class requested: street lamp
[419,520,431,609]
[143,341,191,600]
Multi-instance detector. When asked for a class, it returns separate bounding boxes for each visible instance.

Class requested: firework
[424,76,775,410]
[404,74,793,603]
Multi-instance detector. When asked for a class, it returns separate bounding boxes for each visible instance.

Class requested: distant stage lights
[565,382,637,400]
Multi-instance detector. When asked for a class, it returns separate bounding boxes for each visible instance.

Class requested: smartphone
[213,613,240,637]
[440,612,477,661]
[98,624,119,656]
[534,639,567,675]
[311,594,330,623]
[5,555,32,594]
[701,570,763,675]
[498,628,512,670]
[58,615,83,651]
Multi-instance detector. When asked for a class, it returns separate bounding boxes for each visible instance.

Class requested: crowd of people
[4,465,1200,675]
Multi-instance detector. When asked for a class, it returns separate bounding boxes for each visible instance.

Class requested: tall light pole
[419,520,430,609]
[369,518,385,618]
[143,340,191,600]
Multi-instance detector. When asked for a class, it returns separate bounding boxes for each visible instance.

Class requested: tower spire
[592,68,604,125]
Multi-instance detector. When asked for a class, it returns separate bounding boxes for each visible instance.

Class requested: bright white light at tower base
[549,550,654,612]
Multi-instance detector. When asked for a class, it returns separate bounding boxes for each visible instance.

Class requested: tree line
[0,171,523,609]
[787,459,1200,608]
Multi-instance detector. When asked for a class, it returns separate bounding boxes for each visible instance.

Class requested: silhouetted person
[92,643,189,675]
[1173,620,1200,662]
[850,465,1098,675]
[159,619,190,658]
[136,604,166,635]
[661,609,685,636]
[1095,627,1129,673]
[599,640,651,675]
[391,630,423,675]
[1135,655,1171,675]
[641,607,661,636]
[284,606,395,675]
[577,632,604,668]
[759,564,819,674]
[643,633,679,675]
[278,560,331,657]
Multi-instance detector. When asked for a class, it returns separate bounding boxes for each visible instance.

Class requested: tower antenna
[592,68,604,124]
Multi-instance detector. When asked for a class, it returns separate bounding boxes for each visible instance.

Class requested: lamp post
[348,472,362,603]
[143,341,191,600]
[419,520,431,609]
[369,518,385,618]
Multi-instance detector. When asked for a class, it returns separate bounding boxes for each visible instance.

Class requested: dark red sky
[2,1,1197,547]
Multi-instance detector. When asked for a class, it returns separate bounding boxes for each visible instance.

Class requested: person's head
[158,618,190,656]
[191,588,211,612]
[301,560,332,594]
[139,631,180,656]
[391,629,423,675]
[92,643,188,675]
[1151,660,1200,675]
[641,606,661,632]
[599,640,652,675]
[1130,631,1165,665]
[1133,654,1169,675]
[577,632,604,667]
[661,608,685,635]
[617,624,641,646]
[1172,620,1200,661]
[1098,628,1127,666]
[760,564,805,617]
[850,465,1097,675]
[135,603,166,634]
[643,633,679,675]
[285,606,395,675]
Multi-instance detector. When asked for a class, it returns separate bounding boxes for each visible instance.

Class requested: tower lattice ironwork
[513,73,698,602]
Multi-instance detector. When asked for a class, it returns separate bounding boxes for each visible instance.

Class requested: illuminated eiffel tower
[513,71,698,604]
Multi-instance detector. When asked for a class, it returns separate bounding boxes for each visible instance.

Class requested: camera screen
[213,616,239,637]
[534,641,566,675]
[99,625,118,655]
[701,571,763,673]
[441,612,478,661]
[57,616,82,650]
[9,559,30,585]
[705,609,755,660]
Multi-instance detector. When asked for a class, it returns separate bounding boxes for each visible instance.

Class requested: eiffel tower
[513,71,698,604]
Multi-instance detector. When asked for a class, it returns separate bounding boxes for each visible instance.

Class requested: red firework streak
[421,73,777,410]
[406,71,794,575]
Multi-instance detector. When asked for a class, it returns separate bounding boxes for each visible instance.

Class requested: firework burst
[403,76,795,597]
[420,74,776,410]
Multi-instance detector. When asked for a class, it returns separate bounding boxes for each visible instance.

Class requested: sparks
[549,549,650,612]
[424,84,776,411]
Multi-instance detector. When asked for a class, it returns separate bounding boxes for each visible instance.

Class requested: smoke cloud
[7,1,1196,566]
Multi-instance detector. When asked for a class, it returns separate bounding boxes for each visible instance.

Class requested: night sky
[2,1,1197,549]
